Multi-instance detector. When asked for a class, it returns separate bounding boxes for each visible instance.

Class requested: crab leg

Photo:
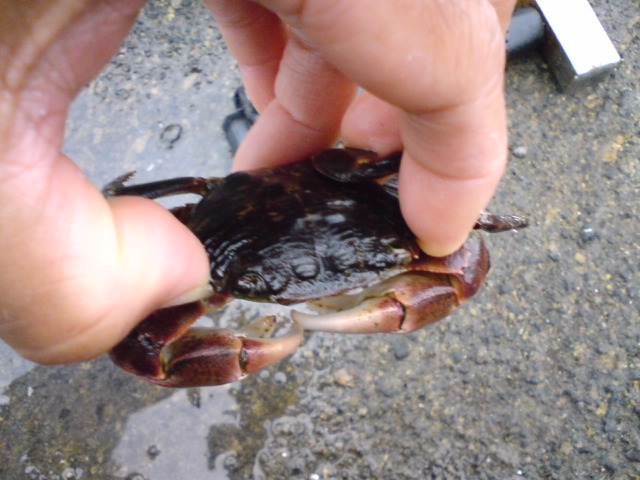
[474,211,529,232]
[102,174,219,199]
[110,301,303,387]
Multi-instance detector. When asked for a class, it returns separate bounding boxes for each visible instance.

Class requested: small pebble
[273,371,288,384]
[390,337,410,361]
[451,350,464,364]
[62,467,83,480]
[512,145,528,158]
[580,226,598,244]
[547,251,561,262]
[115,88,130,100]
[186,388,201,408]
[333,368,353,387]
[223,453,239,470]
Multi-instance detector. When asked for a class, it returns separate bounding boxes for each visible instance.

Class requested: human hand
[204,0,516,256]
[0,0,515,365]
[0,1,210,364]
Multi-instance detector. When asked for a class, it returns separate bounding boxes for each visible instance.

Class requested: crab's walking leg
[110,302,303,387]
[103,175,221,199]
[474,211,529,232]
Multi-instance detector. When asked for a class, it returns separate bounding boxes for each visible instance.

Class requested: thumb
[0,0,210,363]
[0,158,210,364]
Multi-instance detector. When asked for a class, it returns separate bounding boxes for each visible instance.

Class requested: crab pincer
[110,301,304,387]
[291,229,492,334]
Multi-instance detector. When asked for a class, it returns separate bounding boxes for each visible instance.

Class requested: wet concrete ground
[0,1,638,479]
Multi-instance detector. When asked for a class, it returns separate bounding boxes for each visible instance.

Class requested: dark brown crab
[104,148,527,387]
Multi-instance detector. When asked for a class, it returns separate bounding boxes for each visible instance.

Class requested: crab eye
[233,272,269,298]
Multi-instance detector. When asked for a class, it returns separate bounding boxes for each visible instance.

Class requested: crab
[104,147,528,387]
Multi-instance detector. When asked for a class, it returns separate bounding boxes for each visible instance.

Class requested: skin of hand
[0,0,515,365]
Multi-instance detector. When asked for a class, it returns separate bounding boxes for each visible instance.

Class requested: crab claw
[292,273,459,334]
[293,232,490,334]
[110,302,303,387]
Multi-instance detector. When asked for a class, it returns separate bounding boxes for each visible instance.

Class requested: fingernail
[417,237,463,258]
[162,283,213,308]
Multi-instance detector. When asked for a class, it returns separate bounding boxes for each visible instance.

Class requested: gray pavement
[0,1,638,479]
